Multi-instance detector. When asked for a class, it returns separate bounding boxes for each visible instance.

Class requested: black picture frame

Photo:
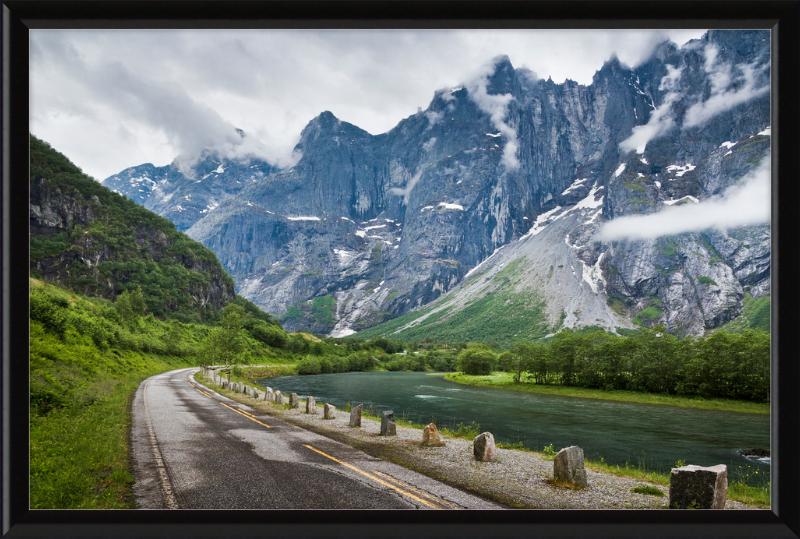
[3,2,799,538]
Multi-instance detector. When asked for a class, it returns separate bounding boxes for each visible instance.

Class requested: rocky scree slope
[105,30,771,337]
[30,136,237,322]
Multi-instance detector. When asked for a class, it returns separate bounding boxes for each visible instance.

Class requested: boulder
[265,387,273,401]
[289,393,299,408]
[740,449,770,458]
[553,446,588,486]
[669,464,728,509]
[349,404,362,427]
[275,390,283,405]
[306,396,317,414]
[380,411,396,436]
[473,432,497,462]
[421,423,446,447]
[324,403,336,419]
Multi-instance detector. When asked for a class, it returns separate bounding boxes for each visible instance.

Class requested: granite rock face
[668,464,728,509]
[106,31,771,337]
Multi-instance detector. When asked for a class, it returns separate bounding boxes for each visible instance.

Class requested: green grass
[444,372,769,414]
[357,290,551,348]
[718,293,771,333]
[632,306,661,326]
[697,276,718,286]
[30,343,191,508]
[632,485,665,496]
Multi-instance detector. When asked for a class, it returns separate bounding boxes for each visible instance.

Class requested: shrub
[457,348,497,375]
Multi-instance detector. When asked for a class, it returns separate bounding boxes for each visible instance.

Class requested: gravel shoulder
[197,374,758,510]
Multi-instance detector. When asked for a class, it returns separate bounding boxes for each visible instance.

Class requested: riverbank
[195,370,766,509]
[444,372,770,415]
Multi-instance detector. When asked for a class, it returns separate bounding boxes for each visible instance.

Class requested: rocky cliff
[104,30,771,337]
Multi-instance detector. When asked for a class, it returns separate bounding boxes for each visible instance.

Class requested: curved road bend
[131,368,502,510]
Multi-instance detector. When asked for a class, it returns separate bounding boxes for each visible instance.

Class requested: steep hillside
[30,135,241,323]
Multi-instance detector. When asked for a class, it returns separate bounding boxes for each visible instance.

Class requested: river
[258,371,770,486]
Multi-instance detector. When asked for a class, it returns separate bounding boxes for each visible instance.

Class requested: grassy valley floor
[443,372,770,415]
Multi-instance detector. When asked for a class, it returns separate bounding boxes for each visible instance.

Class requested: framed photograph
[4,1,799,538]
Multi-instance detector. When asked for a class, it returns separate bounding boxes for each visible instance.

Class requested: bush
[297,358,321,375]
[457,348,497,375]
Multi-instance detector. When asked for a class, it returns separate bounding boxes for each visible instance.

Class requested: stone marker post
[324,403,336,419]
[266,387,274,401]
[275,390,283,405]
[669,464,728,509]
[380,411,397,436]
[553,446,588,486]
[222,381,229,390]
[421,423,446,447]
[473,432,497,462]
[252,389,260,399]
[244,386,250,396]
[289,393,299,408]
[349,404,363,427]
[306,396,317,414]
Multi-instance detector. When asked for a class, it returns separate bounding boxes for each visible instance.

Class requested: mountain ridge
[103,29,771,339]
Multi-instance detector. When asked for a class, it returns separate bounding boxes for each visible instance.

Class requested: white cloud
[465,56,519,170]
[389,169,424,205]
[30,29,707,180]
[619,65,683,154]
[682,45,769,128]
[597,155,770,241]
[424,110,443,129]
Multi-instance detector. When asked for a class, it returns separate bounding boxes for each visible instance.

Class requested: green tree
[216,304,245,367]
[457,347,497,375]
[114,287,146,323]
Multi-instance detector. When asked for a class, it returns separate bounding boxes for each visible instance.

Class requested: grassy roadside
[444,372,770,415]
[198,369,769,509]
[30,358,191,508]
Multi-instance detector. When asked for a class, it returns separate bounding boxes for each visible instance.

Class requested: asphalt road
[131,368,501,509]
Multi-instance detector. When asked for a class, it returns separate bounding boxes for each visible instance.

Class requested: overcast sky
[30,29,707,181]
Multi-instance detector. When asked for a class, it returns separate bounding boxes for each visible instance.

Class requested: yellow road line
[371,470,459,509]
[220,402,272,428]
[194,388,213,399]
[302,444,444,509]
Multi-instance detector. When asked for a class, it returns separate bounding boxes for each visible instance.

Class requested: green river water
[258,371,770,486]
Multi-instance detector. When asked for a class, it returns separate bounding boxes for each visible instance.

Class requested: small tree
[114,287,146,323]
[217,304,245,367]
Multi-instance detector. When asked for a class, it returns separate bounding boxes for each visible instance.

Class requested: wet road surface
[131,368,501,510]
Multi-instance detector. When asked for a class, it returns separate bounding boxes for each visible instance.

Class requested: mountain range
[103,30,771,339]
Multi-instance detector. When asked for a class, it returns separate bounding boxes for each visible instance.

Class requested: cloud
[597,155,770,241]
[424,110,443,129]
[30,34,286,177]
[30,29,708,180]
[682,44,769,128]
[465,56,519,170]
[389,169,424,205]
[619,65,683,154]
